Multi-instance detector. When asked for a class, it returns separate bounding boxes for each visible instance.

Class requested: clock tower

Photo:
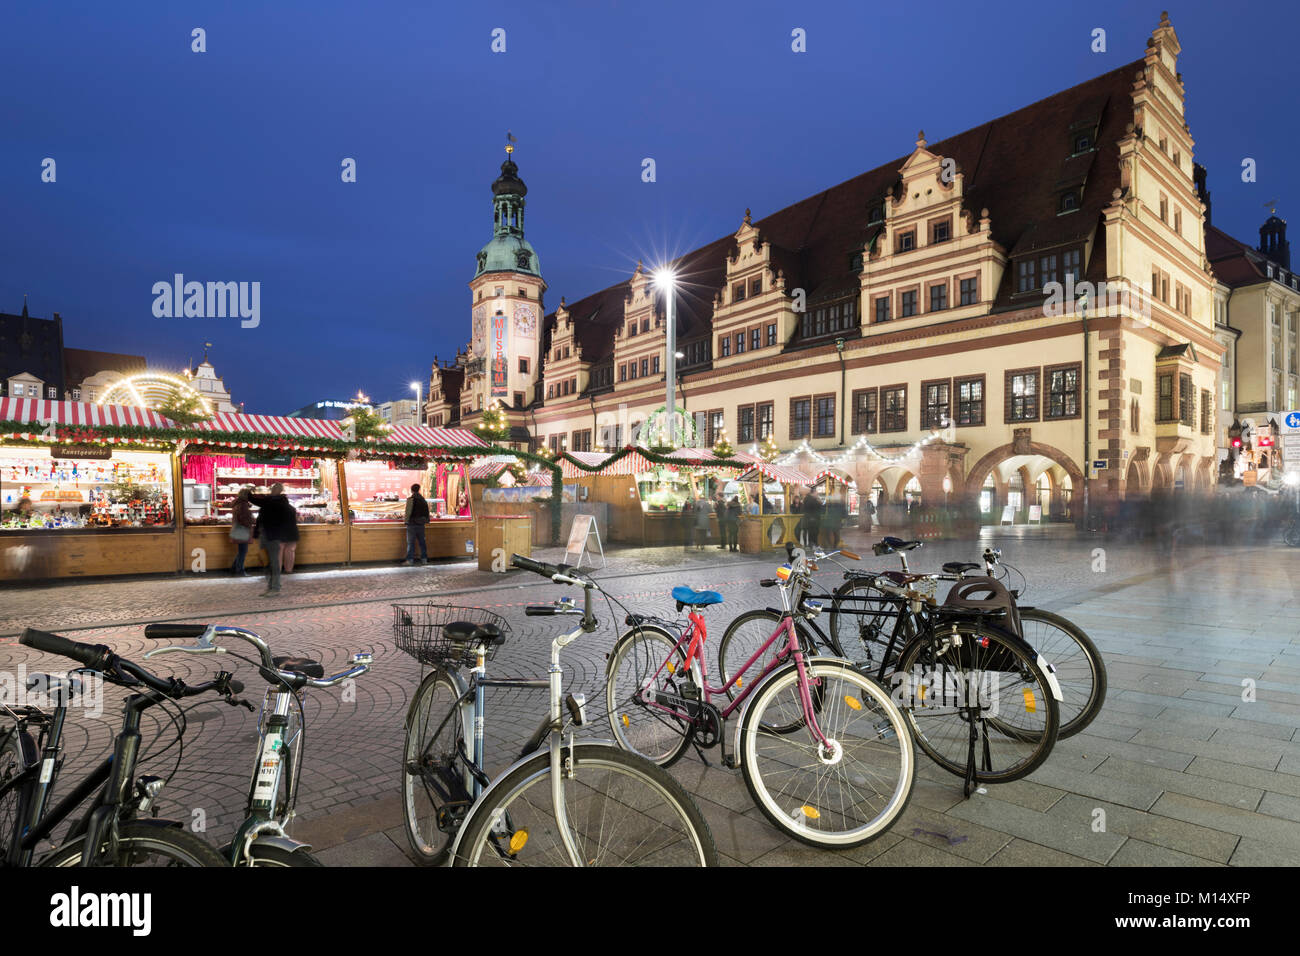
[466,146,546,421]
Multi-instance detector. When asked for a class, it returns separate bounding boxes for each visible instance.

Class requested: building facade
[431,14,1224,522]
[1205,212,1299,484]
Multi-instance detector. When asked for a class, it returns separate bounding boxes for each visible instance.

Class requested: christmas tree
[476,403,510,439]
[712,429,735,459]
[758,433,780,462]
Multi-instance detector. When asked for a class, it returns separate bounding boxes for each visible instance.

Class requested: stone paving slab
[3,534,1299,866]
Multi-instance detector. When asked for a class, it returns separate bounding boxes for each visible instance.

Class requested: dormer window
[1072,132,1093,154]
[1059,191,1080,213]
[868,205,884,225]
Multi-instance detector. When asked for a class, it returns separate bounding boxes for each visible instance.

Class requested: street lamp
[655,268,677,446]
[410,381,422,427]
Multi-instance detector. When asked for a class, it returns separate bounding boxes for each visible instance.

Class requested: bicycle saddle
[443,621,506,646]
[942,561,981,574]
[874,536,922,555]
[671,586,724,608]
[272,656,325,679]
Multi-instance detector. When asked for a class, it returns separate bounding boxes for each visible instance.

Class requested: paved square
[2,527,1297,866]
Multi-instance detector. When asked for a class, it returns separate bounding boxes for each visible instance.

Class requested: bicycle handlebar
[143,623,370,689]
[21,628,236,699]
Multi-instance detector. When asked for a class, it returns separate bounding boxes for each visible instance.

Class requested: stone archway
[964,439,1085,525]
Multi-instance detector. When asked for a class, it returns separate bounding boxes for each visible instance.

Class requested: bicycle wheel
[241,844,323,866]
[1016,609,1106,738]
[605,624,694,767]
[0,727,36,862]
[41,821,226,867]
[402,668,472,865]
[894,621,1059,784]
[717,609,818,705]
[452,743,716,866]
[829,579,897,668]
[739,659,913,848]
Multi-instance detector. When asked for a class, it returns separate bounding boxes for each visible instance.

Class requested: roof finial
[916,129,926,148]
[505,130,516,155]
[743,207,752,225]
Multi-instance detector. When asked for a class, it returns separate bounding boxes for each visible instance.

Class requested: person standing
[280,500,300,573]
[250,483,295,596]
[404,483,430,565]
[725,495,742,552]
[802,491,823,549]
[229,487,254,576]
[680,498,695,551]
[823,493,845,549]
[694,495,710,551]
[861,496,876,533]
[713,493,727,550]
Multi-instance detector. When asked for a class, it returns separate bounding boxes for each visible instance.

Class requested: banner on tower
[490,313,509,399]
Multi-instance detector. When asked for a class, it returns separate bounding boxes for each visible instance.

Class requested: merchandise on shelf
[0,449,174,530]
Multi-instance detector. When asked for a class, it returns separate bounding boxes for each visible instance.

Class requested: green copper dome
[475,154,541,278]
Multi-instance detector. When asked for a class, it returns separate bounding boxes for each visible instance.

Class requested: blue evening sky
[1,0,1293,412]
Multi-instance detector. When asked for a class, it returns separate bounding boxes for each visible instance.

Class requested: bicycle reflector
[509,829,530,855]
[775,565,793,582]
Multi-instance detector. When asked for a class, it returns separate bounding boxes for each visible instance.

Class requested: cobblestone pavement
[3,526,1298,867]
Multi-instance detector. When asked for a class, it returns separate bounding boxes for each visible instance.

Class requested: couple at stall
[229,484,300,594]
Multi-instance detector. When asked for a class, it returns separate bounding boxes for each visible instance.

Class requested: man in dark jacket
[404,484,430,565]
[801,492,823,548]
[250,483,297,595]
[725,496,742,551]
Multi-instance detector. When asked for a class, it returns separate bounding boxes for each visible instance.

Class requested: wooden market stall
[180,412,352,571]
[0,397,183,580]
[735,462,815,553]
[344,424,485,564]
[2,398,491,582]
[559,450,654,544]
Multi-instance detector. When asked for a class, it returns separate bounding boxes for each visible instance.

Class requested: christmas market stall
[559,448,659,544]
[344,424,486,563]
[0,397,182,580]
[181,412,350,570]
[734,462,815,552]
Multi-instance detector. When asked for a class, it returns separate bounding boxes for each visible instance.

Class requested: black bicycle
[719,550,1062,797]
[1,628,238,867]
[824,539,1106,738]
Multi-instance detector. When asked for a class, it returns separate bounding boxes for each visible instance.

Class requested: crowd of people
[675,489,860,552]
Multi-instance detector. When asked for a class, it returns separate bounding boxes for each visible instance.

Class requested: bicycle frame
[443,619,592,866]
[3,688,181,867]
[634,602,834,750]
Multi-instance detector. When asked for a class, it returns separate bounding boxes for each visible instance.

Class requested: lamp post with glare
[655,269,677,447]
[410,381,422,426]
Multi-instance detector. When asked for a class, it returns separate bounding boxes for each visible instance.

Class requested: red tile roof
[546,60,1145,351]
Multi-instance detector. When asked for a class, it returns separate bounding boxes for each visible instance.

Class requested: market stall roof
[384,425,488,452]
[467,457,515,480]
[560,448,656,478]
[665,447,761,465]
[189,411,347,449]
[737,462,816,486]
[813,467,855,485]
[0,397,177,435]
[520,469,552,486]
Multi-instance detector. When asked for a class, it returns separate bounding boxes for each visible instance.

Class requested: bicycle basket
[392,604,512,666]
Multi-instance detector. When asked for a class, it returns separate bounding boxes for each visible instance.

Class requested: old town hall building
[427,13,1223,523]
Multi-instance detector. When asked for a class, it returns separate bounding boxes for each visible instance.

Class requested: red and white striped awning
[0,397,177,436]
[559,449,656,478]
[813,468,855,485]
[384,425,487,451]
[665,447,761,466]
[467,457,515,480]
[190,412,346,447]
[737,462,815,486]
[520,469,552,486]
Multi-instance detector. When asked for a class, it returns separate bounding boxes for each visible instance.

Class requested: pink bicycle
[605,544,914,848]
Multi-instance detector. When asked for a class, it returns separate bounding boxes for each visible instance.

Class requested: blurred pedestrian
[250,483,296,595]
[229,487,254,576]
[694,495,710,551]
[725,495,742,552]
[680,498,695,550]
